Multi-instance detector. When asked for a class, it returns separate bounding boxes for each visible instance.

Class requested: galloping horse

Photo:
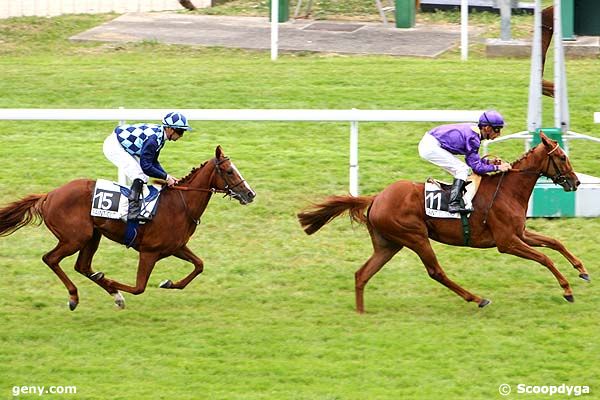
[0,146,255,310]
[298,132,589,313]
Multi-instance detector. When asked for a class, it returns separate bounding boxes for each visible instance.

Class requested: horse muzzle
[235,189,256,205]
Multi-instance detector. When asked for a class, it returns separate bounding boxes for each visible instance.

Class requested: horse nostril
[248,191,256,199]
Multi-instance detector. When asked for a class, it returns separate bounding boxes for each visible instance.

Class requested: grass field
[1,6,599,400]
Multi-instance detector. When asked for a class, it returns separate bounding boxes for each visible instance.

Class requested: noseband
[213,157,248,200]
[543,143,573,185]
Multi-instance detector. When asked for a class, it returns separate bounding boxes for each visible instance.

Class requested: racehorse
[0,146,255,311]
[298,132,589,313]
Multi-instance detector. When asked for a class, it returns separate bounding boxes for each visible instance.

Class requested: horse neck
[176,160,217,220]
[503,146,546,204]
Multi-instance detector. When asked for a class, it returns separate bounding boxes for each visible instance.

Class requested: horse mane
[174,161,209,186]
[510,144,541,167]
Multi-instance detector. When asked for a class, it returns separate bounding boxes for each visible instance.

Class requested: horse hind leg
[410,237,490,307]
[355,230,402,313]
[72,230,126,309]
[42,241,83,310]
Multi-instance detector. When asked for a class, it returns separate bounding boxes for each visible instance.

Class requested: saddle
[424,175,481,219]
[91,179,162,223]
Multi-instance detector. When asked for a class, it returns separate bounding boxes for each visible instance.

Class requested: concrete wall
[0,0,210,19]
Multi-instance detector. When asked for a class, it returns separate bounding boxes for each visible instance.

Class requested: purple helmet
[478,110,505,128]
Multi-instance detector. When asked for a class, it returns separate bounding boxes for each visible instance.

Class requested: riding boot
[127,179,144,221]
[447,178,473,214]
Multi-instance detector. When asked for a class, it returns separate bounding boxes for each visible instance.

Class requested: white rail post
[349,115,359,196]
[553,0,569,135]
[460,0,468,61]
[117,106,128,185]
[271,0,279,61]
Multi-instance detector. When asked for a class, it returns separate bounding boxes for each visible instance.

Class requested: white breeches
[103,134,148,185]
[418,133,470,181]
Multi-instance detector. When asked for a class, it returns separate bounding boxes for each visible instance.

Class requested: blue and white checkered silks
[162,111,192,131]
[114,124,165,157]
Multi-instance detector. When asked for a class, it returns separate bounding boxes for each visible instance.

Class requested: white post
[271,0,279,61]
[349,119,359,196]
[527,0,543,133]
[460,0,468,61]
[553,0,569,134]
[499,0,511,41]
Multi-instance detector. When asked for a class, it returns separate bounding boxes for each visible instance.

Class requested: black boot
[127,179,144,220]
[447,178,473,214]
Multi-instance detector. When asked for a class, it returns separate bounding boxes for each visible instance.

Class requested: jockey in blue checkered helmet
[162,111,192,133]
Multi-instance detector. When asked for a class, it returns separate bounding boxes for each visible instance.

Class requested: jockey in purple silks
[418,110,512,214]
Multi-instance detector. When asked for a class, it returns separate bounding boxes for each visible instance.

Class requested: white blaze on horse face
[230,162,255,195]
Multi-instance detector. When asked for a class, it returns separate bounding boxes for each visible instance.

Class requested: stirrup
[448,203,473,214]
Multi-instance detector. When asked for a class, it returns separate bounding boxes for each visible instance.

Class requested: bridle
[171,157,246,199]
[169,157,249,225]
[511,143,573,184]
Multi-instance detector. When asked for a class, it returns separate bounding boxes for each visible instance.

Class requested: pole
[553,0,569,133]
[349,118,359,196]
[527,0,542,132]
[499,0,511,41]
[460,0,468,61]
[271,0,279,61]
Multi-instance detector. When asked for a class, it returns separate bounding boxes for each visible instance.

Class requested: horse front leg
[497,237,574,302]
[101,251,160,308]
[522,229,590,281]
[158,245,204,290]
[410,238,490,307]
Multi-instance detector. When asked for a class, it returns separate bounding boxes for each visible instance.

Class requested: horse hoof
[579,273,591,282]
[159,279,173,289]
[113,292,125,309]
[478,299,492,308]
[564,294,575,303]
[90,271,104,281]
[68,300,78,311]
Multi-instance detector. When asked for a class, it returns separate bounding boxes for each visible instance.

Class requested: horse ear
[539,131,553,148]
[215,145,223,159]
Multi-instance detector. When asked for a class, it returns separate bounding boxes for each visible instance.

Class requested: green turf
[0,9,599,400]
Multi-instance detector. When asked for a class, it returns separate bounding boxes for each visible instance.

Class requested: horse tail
[0,194,46,237]
[298,195,375,235]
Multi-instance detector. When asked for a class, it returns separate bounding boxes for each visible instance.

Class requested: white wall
[0,0,210,19]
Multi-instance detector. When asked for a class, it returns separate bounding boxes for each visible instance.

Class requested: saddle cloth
[91,179,162,222]
[424,175,481,219]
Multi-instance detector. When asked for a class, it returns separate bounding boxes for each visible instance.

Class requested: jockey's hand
[497,162,512,172]
[166,175,179,186]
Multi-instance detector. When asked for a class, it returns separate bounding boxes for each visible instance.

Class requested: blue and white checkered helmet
[162,111,192,131]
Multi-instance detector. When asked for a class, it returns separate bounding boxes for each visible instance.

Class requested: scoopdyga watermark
[499,383,591,397]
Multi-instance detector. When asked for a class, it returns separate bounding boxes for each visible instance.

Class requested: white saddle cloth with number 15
[91,179,162,222]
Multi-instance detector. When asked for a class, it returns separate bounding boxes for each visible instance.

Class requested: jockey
[418,110,512,214]
[103,111,192,220]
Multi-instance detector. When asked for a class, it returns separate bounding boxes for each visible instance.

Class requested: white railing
[0,0,208,19]
[0,108,484,195]
[594,112,600,124]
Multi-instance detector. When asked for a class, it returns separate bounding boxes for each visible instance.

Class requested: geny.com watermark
[11,385,77,397]
[499,383,591,397]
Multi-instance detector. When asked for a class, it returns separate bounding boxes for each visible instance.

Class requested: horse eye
[561,156,567,161]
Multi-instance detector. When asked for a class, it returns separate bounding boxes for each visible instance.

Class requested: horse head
[212,145,256,205]
[538,132,580,192]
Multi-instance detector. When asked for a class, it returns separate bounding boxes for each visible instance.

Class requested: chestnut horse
[298,132,589,313]
[0,146,255,310]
